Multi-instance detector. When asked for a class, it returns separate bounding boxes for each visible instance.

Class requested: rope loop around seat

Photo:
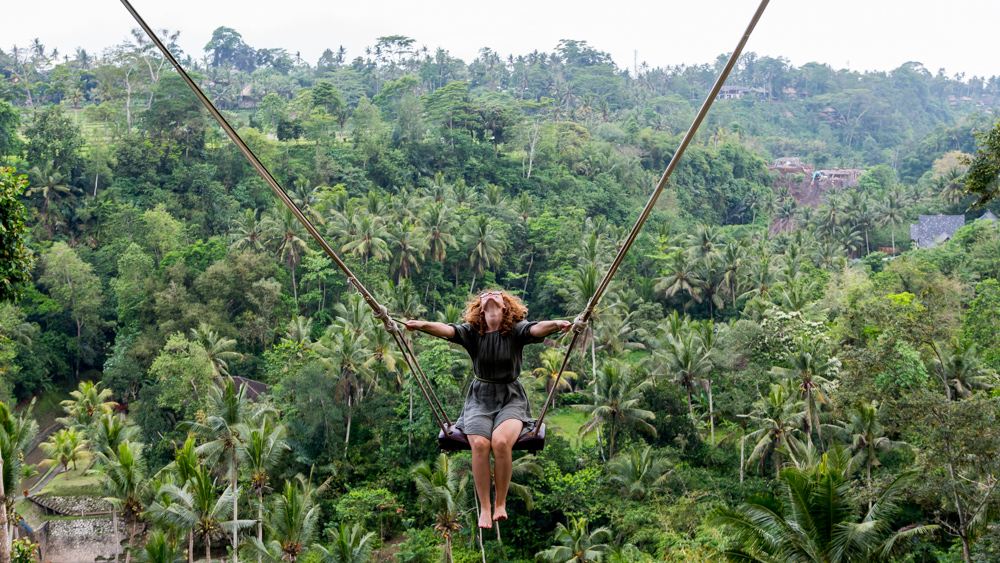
[571,314,590,335]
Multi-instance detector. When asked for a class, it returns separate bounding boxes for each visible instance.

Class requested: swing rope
[118,0,455,435]
[532,0,772,435]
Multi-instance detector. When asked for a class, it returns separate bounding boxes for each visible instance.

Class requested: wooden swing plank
[438,423,546,452]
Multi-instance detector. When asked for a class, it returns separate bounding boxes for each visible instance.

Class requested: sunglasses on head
[479,291,502,298]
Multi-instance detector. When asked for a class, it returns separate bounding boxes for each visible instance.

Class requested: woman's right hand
[405,320,423,331]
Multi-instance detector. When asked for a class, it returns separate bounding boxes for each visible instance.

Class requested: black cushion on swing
[438,423,545,452]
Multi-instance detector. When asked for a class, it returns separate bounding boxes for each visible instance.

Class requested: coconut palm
[659,330,713,428]
[243,476,322,563]
[513,193,534,222]
[450,180,476,207]
[573,360,656,458]
[483,183,507,207]
[97,441,150,563]
[386,219,428,280]
[878,188,907,254]
[40,427,90,475]
[287,179,325,225]
[708,464,936,562]
[157,466,252,563]
[313,523,376,563]
[59,380,117,430]
[719,241,747,306]
[281,315,315,348]
[0,401,38,555]
[134,531,185,563]
[536,516,611,563]
[264,205,311,305]
[190,323,243,377]
[183,380,275,563]
[229,208,267,253]
[931,338,996,401]
[316,326,375,451]
[463,215,505,292]
[92,413,140,458]
[743,381,806,474]
[686,223,725,263]
[26,160,74,234]
[341,213,389,264]
[738,252,779,301]
[421,202,458,262]
[239,419,289,552]
[412,453,468,563]
[529,348,579,401]
[656,249,705,306]
[770,338,837,439]
[830,401,908,488]
[939,167,966,205]
[607,445,672,500]
[835,224,863,258]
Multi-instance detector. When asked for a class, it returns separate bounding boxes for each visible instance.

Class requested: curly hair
[463,289,528,336]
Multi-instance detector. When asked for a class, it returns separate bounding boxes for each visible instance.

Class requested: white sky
[13,0,1000,79]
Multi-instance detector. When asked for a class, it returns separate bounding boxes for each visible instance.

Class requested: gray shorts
[456,379,536,440]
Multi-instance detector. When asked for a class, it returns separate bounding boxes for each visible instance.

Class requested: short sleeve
[447,322,475,347]
[515,320,545,345]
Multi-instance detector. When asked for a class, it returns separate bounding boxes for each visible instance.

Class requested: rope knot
[372,305,398,334]
[572,315,589,334]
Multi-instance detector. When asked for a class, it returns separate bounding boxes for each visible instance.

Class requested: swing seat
[438,423,546,452]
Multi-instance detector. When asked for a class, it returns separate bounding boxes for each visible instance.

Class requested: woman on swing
[406,289,570,528]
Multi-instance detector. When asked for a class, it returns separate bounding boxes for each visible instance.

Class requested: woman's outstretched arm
[405,320,455,339]
[530,320,572,337]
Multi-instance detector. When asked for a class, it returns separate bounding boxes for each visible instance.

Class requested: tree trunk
[232,449,239,563]
[345,393,352,453]
[522,253,533,295]
[206,539,212,563]
[290,258,299,307]
[113,508,120,563]
[708,377,715,444]
[740,435,745,484]
[257,492,263,563]
[0,449,9,563]
[408,388,413,447]
[686,386,696,425]
[125,520,136,563]
[469,271,476,295]
[189,528,194,563]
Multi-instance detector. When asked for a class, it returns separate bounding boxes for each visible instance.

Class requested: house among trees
[978,210,998,222]
[229,376,269,401]
[910,214,966,248]
[717,85,749,100]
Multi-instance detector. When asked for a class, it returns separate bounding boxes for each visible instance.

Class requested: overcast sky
[12,0,1000,79]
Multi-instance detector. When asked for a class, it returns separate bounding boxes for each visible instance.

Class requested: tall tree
[39,242,104,378]
[573,360,656,458]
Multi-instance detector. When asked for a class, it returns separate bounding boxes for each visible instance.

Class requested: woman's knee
[469,435,491,455]
[492,433,514,452]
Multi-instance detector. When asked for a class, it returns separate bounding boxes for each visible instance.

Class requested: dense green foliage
[2,30,1000,563]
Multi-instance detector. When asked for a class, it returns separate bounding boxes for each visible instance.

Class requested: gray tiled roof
[979,211,998,221]
[910,215,966,248]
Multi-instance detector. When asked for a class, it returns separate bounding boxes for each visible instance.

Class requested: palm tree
[878,188,907,254]
[931,338,996,400]
[264,205,311,305]
[386,219,428,280]
[26,160,74,234]
[92,413,140,458]
[229,209,267,253]
[655,250,704,306]
[239,419,289,552]
[483,183,507,207]
[40,427,90,475]
[513,193,534,222]
[97,441,150,563]
[573,360,657,458]
[421,202,457,262]
[536,517,611,563]
[190,323,243,377]
[529,348,579,402]
[939,167,966,204]
[686,223,724,263]
[341,213,389,264]
[719,242,746,306]
[830,401,908,489]
[314,523,376,563]
[708,464,936,562]
[659,331,713,428]
[183,380,274,563]
[0,401,39,557]
[288,180,325,225]
[158,466,251,563]
[316,327,374,452]
[769,338,837,439]
[134,531,185,563]
[743,381,806,474]
[606,445,672,500]
[738,253,778,301]
[852,197,879,255]
[59,380,116,430]
[244,476,322,563]
[412,454,468,563]
[463,215,504,292]
[835,224,863,258]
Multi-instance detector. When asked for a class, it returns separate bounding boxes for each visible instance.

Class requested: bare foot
[493,505,508,522]
[478,507,493,529]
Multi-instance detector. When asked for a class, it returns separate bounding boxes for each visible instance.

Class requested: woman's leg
[490,419,523,521]
[468,434,493,529]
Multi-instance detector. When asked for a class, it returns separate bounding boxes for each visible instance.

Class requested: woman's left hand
[557,320,572,333]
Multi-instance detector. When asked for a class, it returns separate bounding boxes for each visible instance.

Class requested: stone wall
[36,517,126,563]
